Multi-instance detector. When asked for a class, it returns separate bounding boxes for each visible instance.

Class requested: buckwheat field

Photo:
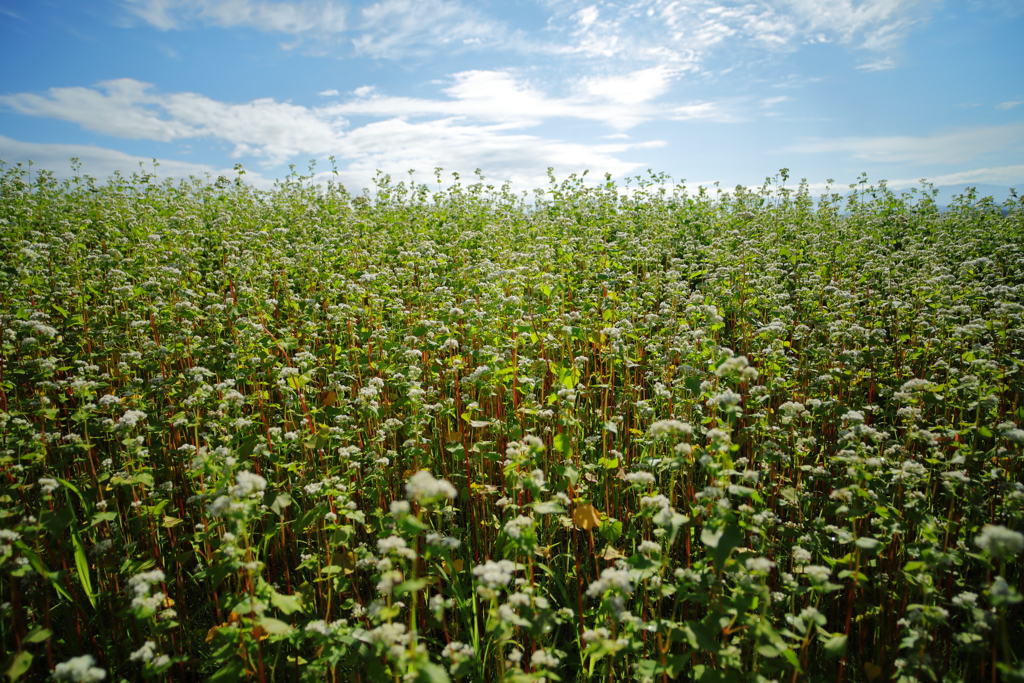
[1,162,1022,683]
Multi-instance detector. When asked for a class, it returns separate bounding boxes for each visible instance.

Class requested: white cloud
[856,57,896,71]
[325,69,681,129]
[537,0,936,70]
[318,89,340,97]
[352,0,502,59]
[885,164,1024,189]
[123,0,506,59]
[581,66,676,104]
[122,0,347,33]
[0,80,349,165]
[997,101,1022,110]
[0,79,198,141]
[0,135,272,187]
[671,101,738,122]
[122,0,937,70]
[0,78,666,187]
[325,117,651,189]
[787,123,1024,165]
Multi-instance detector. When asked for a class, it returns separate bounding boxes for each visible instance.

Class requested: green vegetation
[1,161,1022,683]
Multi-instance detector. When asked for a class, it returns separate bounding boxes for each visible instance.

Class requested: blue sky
[1,0,1022,195]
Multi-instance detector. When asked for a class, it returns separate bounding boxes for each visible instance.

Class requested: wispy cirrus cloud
[120,0,939,70]
[121,0,347,33]
[885,164,1024,188]
[535,0,938,70]
[121,0,502,58]
[352,0,504,58]
[787,122,1024,166]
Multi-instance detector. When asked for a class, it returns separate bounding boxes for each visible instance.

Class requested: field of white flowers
[0,162,1022,683]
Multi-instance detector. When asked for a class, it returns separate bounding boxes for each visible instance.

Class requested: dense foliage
[1,161,1023,683]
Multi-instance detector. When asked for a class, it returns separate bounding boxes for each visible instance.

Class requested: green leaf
[270,493,292,516]
[15,543,73,603]
[270,590,303,615]
[132,472,154,488]
[414,662,451,683]
[598,518,623,544]
[40,507,75,538]
[22,627,51,644]
[90,511,118,526]
[855,537,882,554]
[258,617,293,636]
[208,660,244,683]
[4,651,32,682]
[394,578,430,596]
[682,620,721,653]
[821,633,847,658]
[71,531,96,608]
[701,523,744,570]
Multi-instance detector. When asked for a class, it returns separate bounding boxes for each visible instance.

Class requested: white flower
[441,641,474,659]
[377,535,408,555]
[975,525,1024,559]
[52,655,106,682]
[638,540,661,556]
[792,546,812,564]
[39,478,60,494]
[230,471,267,498]
[530,649,561,668]
[472,560,517,589]
[745,556,775,574]
[586,566,632,597]
[130,641,157,662]
[118,410,147,428]
[504,515,534,539]
[804,565,831,583]
[649,420,692,439]
[1003,429,1024,445]
[625,471,656,486]
[639,494,670,510]
[405,470,457,504]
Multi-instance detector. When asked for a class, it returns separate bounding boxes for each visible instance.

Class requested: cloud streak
[120,0,938,68]
[787,123,1024,166]
[122,0,347,33]
[0,135,271,186]
[0,76,675,187]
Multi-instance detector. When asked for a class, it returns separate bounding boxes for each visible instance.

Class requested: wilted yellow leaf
[445,430,461,443]
[601,546,624,560]
[863,663,882,682]
[573,504,601,530]
[162,515,183,528]
[321,390,336,407]
[336,551,357,575]
[441,559,465,574]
